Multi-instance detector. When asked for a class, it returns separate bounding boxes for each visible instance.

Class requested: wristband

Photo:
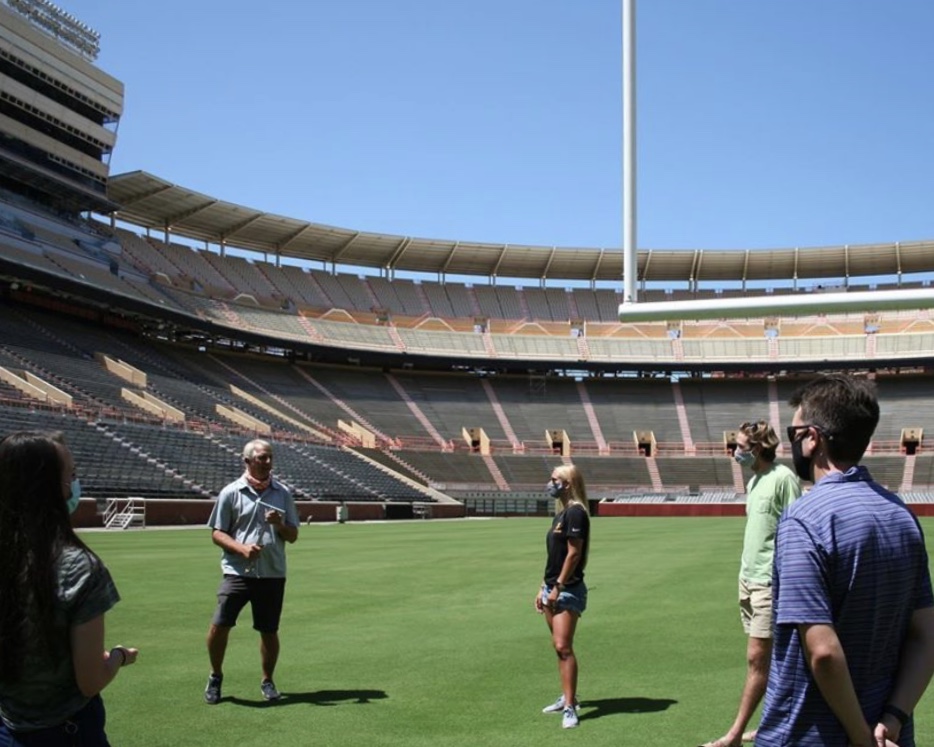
[882,704,910,728]
[110,647,127,667]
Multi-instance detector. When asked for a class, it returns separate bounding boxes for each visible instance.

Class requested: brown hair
[789,374,879,464]
[0,431,95,683]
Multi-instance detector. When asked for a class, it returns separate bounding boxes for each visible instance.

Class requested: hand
[534,591,544,613]
[872,717,901,747]
[848,721,900,747]
[546,588,560,611]
[112,645,139,666]
[265,509,282,525]
[877,714,902,746]
[241,542,263,559]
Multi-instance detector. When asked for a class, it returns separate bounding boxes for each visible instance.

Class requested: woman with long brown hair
[0,431,138,746]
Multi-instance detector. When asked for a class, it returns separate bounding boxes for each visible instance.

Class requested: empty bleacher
[486,375,594,444]
[586,377,683,446]
[0,406,201,499]
[3,295,934,503]
[389,372,507,442]
[680,377,772,446]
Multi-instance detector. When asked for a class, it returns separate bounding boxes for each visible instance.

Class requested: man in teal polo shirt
[699,420,801,747]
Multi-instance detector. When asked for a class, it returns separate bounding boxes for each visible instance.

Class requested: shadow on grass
[227,689,388,708]
[579,696,677,721]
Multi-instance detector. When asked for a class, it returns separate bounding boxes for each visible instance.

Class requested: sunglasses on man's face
[786,424,832,443]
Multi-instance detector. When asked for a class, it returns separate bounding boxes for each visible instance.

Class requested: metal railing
[103,497,146,529]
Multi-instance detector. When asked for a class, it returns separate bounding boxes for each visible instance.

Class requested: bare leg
[712,636,771,747]
[260,631,280,682]
[549,610,580,706]
[207,624,231,675]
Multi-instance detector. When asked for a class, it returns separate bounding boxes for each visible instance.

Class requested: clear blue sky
[72,0,934,252]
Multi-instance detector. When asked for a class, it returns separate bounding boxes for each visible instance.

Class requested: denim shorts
[541,581,588,616]
[0,695,109,747]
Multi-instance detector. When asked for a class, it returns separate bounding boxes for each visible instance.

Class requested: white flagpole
[622,0,638,305]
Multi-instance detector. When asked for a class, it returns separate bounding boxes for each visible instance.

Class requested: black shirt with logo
[543,504,590,586]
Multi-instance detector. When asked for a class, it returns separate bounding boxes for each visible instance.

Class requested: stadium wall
[597,503,747,518]
[72,499,465,528]
[595,502,934,518]
[70,499,934,527]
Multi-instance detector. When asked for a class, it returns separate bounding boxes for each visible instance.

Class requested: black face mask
[791,436,811,481]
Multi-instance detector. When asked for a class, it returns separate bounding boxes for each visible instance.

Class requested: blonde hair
[738,420,779,462]
[552,463,590,516]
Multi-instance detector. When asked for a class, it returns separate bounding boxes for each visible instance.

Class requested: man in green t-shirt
[699,420,801,747]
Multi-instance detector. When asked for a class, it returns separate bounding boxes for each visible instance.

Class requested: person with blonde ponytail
[534,463,591,730]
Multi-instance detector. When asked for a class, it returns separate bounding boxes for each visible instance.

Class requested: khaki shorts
[739,577,773,639]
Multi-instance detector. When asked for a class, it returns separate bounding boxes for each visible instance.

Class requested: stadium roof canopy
[107,171,934,283]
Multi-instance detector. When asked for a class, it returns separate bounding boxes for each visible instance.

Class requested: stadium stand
[4,0,934,521]
[4,292,934,517]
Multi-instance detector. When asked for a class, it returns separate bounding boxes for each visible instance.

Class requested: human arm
[783,471,803,506]
[867,606,934,744]
[211,528,262,559]
[773,471,802,513]
[262,491,299,544]
[800,623,875,747]
[208,489,261,557]
[71,615,138,697]
[546,538,582,608]
[265,509,298,544]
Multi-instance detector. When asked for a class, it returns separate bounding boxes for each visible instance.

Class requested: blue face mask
[66,479,81,514]
[734,450,755,468]
[546,481,564,498]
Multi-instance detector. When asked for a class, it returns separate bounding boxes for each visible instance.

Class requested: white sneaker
[260,679,281,701]
[542,695,580,713]
[562,706,580,729]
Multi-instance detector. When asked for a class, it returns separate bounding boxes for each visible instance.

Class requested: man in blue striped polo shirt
[756,374,934,747]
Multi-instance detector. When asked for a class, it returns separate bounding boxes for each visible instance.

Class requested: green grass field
[83,517,934,746]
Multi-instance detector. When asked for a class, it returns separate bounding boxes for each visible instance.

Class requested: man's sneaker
[562,706,580,729]
[542,695,580,713]
[260,679,281,701]
[204,673,222,705]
